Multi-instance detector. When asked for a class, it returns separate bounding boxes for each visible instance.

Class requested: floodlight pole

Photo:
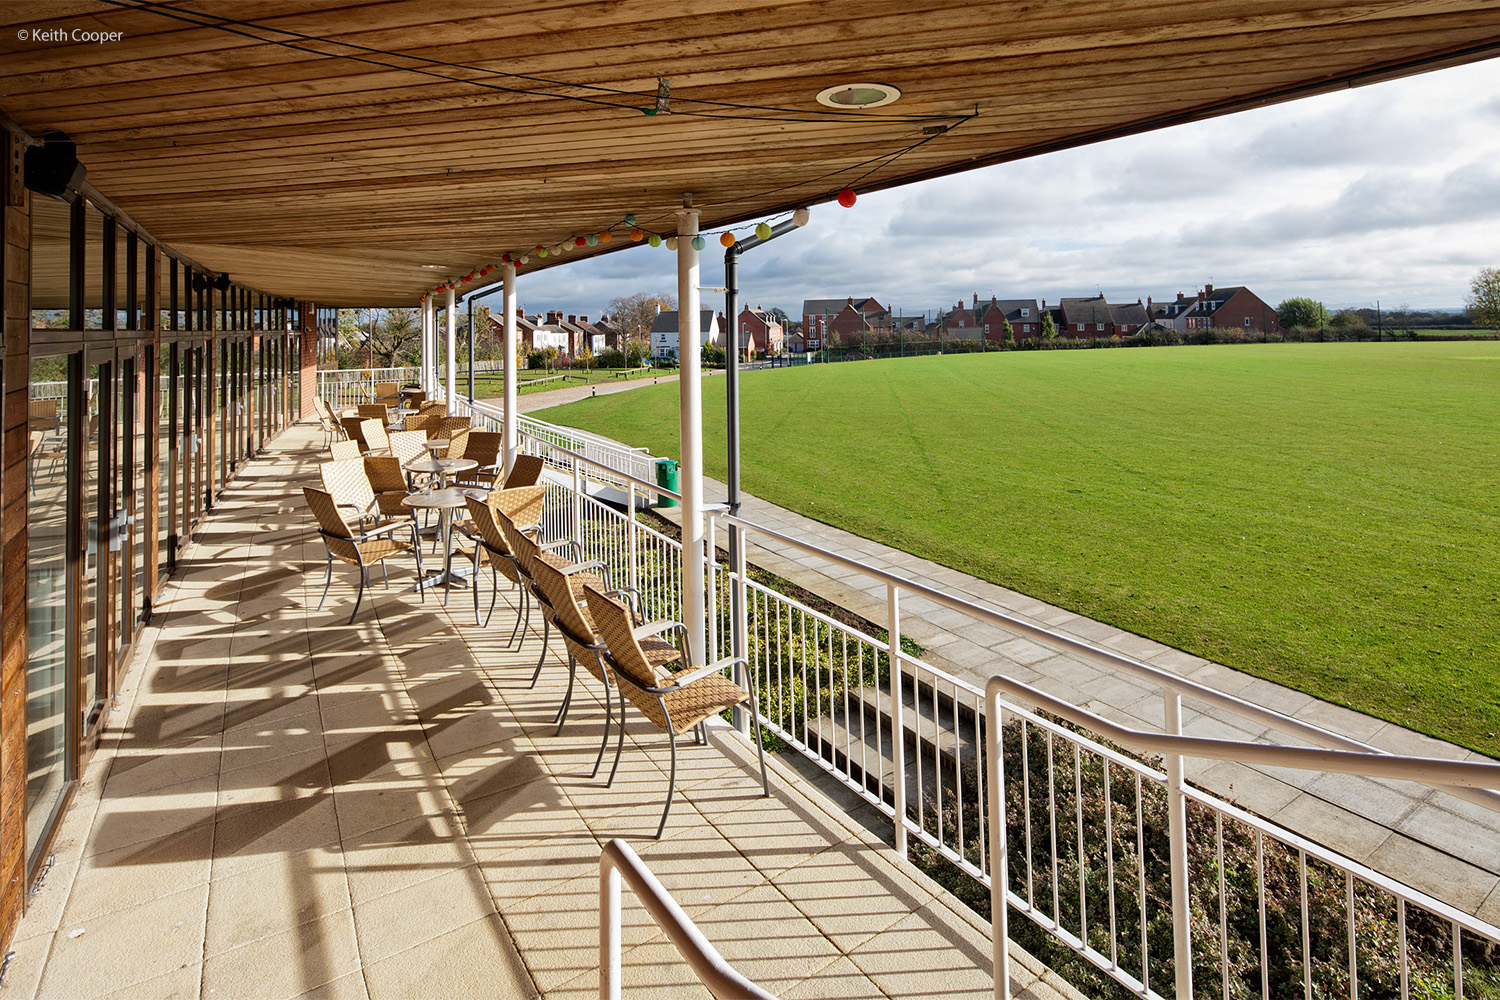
[723,217,802,730]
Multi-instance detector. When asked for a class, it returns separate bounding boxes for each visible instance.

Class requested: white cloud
[509,57,1500,318]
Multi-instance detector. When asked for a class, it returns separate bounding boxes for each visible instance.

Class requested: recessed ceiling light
[816,83,901,110]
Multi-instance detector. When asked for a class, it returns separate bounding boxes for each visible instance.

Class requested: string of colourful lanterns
[418,193,846,303]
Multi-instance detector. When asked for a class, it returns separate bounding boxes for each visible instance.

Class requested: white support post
[445,285,457,405]
[888,582,907,856]
[677,200,705,668]
[730,518,750,734]
[1164,691,1194,1000]
[502,263,518,478]
[706,514,719,662]
[986,678,1011,1000]
[419,300,429,393]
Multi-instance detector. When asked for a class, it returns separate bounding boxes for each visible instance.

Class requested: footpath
[522,381,1500,922]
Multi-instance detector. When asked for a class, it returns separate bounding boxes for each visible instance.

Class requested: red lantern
[574,236,587,247]
[837,188,857,208]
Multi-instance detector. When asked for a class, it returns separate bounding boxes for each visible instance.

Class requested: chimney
[972,293,978,309]
[579,315,588,323]
[547,310,562,324]
[567,314,576,324]
[1147,296,1153,315]
[1197,289,1205,302]
[1204,283,1213,296]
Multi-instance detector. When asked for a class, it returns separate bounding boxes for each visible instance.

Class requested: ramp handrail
[600,838,775,1000]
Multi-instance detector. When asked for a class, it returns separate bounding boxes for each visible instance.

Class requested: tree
[606,291,676,342]
[1000,317,1015,347]
[370,307,421,367]
[1041,312,1058,341]
[1466,267,1500,334]
[1275,296,1329,331]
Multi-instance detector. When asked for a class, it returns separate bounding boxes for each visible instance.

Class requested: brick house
[1151,285,1280,334]
[802,296,890,349]
[1059,296,1115,338]
[1110,300,1149,335]
[736,305,784,357]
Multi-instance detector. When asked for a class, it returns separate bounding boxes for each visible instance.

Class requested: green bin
[655,457,679,508]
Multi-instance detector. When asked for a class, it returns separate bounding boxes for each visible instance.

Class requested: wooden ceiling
[4,0,1499,307]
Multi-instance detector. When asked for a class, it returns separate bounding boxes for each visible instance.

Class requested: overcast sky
[485,58,1500,321]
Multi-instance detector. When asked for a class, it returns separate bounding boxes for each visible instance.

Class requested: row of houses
[494,284,1279,363]
[798,284,1281,349]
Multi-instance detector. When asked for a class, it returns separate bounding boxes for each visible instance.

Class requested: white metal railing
[519,435,1500,1000]
[599,838,774,1000]
[451,393,658,490]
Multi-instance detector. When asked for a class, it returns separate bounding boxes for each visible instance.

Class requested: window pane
[30,198,71,331]
[26,354,74,866]
[83,203,105,329]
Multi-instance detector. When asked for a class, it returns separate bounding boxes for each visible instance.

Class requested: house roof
[1111,302,1149,325]
[802,297,884,317]
[1059,296,1114,325]
[650,310,719,334]
[7,2,1499,306]
[977,299,1041,324]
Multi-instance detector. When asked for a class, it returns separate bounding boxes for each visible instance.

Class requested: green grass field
[542,342,1500,757]
[471,367,658,398]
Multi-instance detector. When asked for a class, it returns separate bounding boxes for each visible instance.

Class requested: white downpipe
[445,286,457,404]
[502,264,518,478]
[677,202,705,667]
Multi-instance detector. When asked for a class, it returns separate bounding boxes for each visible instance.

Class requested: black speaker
[212,273,231,292]
[23,132,86,201]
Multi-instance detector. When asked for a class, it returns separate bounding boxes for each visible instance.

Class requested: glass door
[83,357,109,737]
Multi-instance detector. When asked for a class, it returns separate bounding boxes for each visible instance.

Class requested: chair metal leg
[382,560,390,588]
[591,674,614,779]
[657,723,678,839]
[747,669,770,798]
[555,654,577,734]
[472,550,482,626]
[317,553,333,610]
[529,612,550,688]
[349,565,368,624]
[606,697,627,787]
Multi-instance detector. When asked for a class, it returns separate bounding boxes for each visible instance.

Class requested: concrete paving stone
[1366,836,1498,915]
[1231,677,1315,719]
[82,776,220,859]
[686,881,846,991]
[1478,882,1500,926]
[341,813,473,906]
[204,849,351,957]
[545,939,714,1000]
[1052,616,1125,645]
[201,906,362,1000]
[473,831,602,908]
[1269,793,1392,863]
[1099,631,1171,662]
[291,970,371,1000]
[503,875,665,993]
[847,900,996,999]
[36,882,209,1000]
[988,637,1057,667]
[1303,771,1422,829]
[61,820,215,926]
[1289,698,1388,743]
[350,863,498,965]
[101,739,224,800]
[217,745,332,808]
[777,842,936,952]
[95,964,201,1000]
[211,793,343,881]
[360,915,536,1000]
[1364,722,1474,760]
[220,724,328,776]
[1393,801,1500,875]
[1189,760,1302,817]
[329,766,450,842]
[779,956,888,1000]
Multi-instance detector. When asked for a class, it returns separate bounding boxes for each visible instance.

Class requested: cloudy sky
[487,58,1500,321]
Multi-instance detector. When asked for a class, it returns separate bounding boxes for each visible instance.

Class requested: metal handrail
[721,512,1500,813]
[599,838,775,1000]
[982,675,1500,1000]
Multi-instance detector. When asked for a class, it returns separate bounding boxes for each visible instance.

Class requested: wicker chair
[528,554,673,750]
[430,415,471,443]
[313,398,345,448]
[374,381,401,407]
[363,455,416,518]
[356,403,389,422]
[362,418,391,455]
[417,400,446,416]
[405,411,440,436]
[329,439,362,461]
[504,453,546,489]
[303,486,423,624]
[495,505,611,688]
[585,583,769,838]
[446,427,472,460]
[457,432,504,488]
[319,457,381,525]
[387,429,426,469]
[459,485,542,632]
[340,415,369,451]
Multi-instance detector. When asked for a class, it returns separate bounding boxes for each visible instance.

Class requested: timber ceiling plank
[2,0,1497,305]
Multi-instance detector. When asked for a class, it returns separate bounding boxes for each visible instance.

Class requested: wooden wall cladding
[0,126,27,956]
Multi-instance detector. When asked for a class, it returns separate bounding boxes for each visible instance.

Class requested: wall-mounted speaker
[213,274,232,292]
[23,131,86,201]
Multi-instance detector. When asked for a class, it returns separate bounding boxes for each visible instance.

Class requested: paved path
[512,372,681,413]
[652,473,1500,924]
